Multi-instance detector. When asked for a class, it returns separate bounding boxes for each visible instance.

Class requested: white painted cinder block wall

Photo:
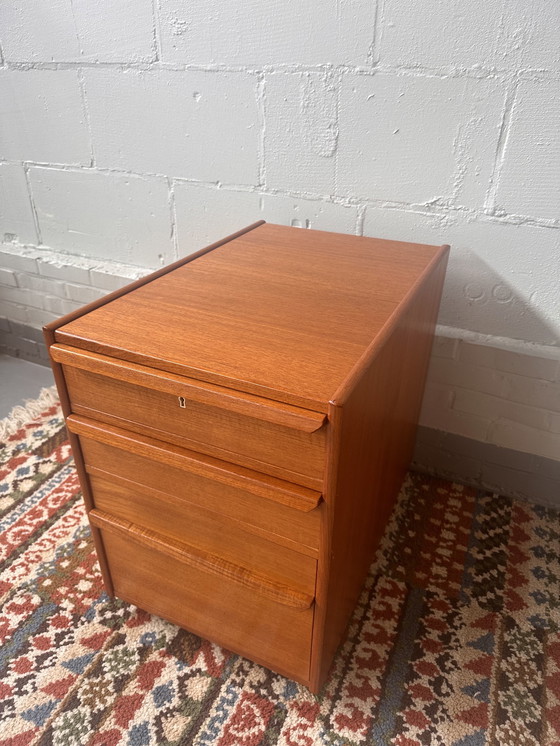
[1,1,559,469]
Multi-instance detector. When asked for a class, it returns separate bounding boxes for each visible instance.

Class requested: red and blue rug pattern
[2,395,560,745]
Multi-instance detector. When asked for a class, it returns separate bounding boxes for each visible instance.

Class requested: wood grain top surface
[55,223,447,410]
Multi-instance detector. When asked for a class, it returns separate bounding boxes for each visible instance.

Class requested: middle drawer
[68,415,322,561]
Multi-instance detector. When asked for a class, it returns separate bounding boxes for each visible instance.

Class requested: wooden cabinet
[44,221,448,692]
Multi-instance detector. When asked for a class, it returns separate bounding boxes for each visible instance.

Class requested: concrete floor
[0,354,55,419]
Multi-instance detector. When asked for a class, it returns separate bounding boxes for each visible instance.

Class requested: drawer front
[72,418,321,557]
[63,364,326,490]
[88,473,317,596]
[94,516,314,683]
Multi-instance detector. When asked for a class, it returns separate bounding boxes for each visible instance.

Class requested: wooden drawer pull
[68,415,322,512]
[51,344,327,433]
[90,509,315,611]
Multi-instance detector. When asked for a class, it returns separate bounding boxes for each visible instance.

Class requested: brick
[0,299,29,323]
[411,440,443,471]
[0,0,157,66]
[171,197,223,258]
[37,260,91,285]
[419,402,491,442]
[30,168,174,268]
[0,69,90,165]
[425,356,508,398]
[0,268,17,287]
[480,462,540,501]
[506,374,560,414]
[0,163,38,245]
[418,382,454,423]
[7,286,48,312]
[488,419,560,462]
[539,456,560,484]
[414,424,447,451]
[458,341,559,381]
[517,3,560,70]
[524,474,560,509]
[65,283,107,304]
[173,183,358,255]
[363,211,560,348]
[158,0,374,66]
[0,0,79,62]
[0,329,19,351]
[42,295,81,316]
[0,331,46,363]
[337,73,503,208]
[364,207,452,246]
[378,0,560,70]
[9,334,40,359]
[453,388,552,432]
[26,307,60,328]
[72,0,155,62]
[482,442,537,474]
[438,431,496,464]
[0,285,35,307]
[89,269,136,292]
[8,321,45,343]
[0,316,11,332]
[414,430,560,503]
[0,248,39,274]
[418,444,483,484]
[16,273,67,298]
[264,73,337,194]
[255,193,357,235]
[364,205,467,245]
[84,68,259,184]
[22,289,46,311]
[431,336,459,360]
[550,413,560,435]
[413,427,488,483]
[38,345,51,365]
[495,79,560,220]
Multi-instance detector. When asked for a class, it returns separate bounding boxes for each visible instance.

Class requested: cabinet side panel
[311,255,448,690]
[42,327,115,596]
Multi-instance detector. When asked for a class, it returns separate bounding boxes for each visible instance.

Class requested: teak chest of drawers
[45,222,448,692]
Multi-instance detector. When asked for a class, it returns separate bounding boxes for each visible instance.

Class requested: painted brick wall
[1,1,559,476]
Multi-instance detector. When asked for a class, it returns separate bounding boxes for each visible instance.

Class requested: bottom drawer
[94,512,314,684]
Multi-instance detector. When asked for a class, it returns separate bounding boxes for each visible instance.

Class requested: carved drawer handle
[90,509,315,611]
[50,344,327,433]
[67,415,323,513]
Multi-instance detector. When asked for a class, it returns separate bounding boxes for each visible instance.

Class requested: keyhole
[178,396,186,408]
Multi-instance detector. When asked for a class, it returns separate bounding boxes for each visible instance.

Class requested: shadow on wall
[363,209,559,349]
[440,249,559,349]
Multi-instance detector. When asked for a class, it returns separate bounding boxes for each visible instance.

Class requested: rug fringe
[0,385,60,440]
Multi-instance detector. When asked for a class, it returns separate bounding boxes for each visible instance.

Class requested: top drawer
[52,345,327,490]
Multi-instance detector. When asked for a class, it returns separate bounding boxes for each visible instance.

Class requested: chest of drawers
[45,221,448,692]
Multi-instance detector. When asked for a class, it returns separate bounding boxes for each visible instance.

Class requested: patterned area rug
[2,393,560,746]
